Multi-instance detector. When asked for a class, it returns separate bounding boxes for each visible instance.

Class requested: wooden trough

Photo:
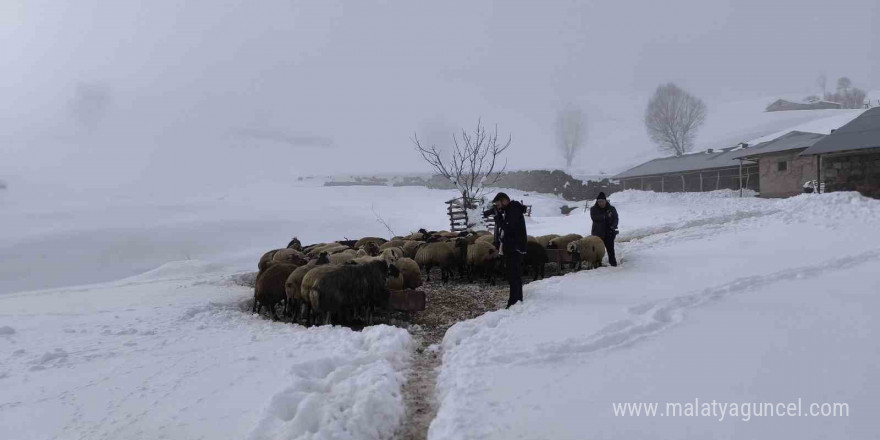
[389,289,427,312]
[544,249,573,265]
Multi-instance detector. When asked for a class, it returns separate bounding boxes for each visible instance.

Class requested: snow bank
[430,191,880,439]
[0,267,412,440]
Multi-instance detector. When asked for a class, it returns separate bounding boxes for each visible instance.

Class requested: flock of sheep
[253,229,607,326]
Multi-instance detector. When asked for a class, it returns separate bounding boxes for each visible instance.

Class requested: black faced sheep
[547,233,583,250]
[566,236,606,270]
[287,237,303,251]
[535,234,560,248]
[355,237,387,249]
[414,241,456,282]
[284,253,329,322]
[395,257,422,289]
[466,241,500,284]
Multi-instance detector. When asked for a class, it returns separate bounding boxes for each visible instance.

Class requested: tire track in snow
[491,248,880,367]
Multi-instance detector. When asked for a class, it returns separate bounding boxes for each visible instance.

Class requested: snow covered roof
[613,146,748,179]
[799,107,880,156]
[728,131,826,160]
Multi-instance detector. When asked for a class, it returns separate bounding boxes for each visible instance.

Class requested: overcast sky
[1,0,877,193]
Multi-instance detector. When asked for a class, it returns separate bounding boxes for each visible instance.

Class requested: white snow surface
[431,190,880,439]
[0,261,412,440]
[2,184,878,439]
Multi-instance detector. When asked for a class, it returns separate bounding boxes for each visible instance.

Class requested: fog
[1,0,877,195]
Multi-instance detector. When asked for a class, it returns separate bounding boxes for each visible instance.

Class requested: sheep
[287,237,303,251]
[566,236,606,270]
[284,253,329,321]
[379,240,406,251]
[401,240,423,259]
[254,263,299,320]
[328,252,357,265]
[386,263,405,291]
[446,237,469,279]
[534,234,560,248]
[354,237,387,248]
[547,233,583,250]
[258,249,280,274]
[306,243,350,257]
[272,248,308,266]
[379,247,404,263]
[527,235,539,244]
[475,234,496,245]
[414,241,457,282]
[361,241,381,256]
[341,249,358,256]
[463,232,482,245]
[395,257,422,289]
[306,259,399,325]
[524,241,549,281]
[466,241,500,284]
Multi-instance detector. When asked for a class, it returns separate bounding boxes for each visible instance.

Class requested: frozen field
[1,185,878,439]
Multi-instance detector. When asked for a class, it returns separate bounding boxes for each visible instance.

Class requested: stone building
[729,131,826,198]
[800,108,880,198]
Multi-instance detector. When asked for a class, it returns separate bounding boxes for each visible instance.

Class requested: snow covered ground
[2,184,878,439]
[431,190,880,439]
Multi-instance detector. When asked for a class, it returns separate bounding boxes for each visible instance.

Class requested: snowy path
[430,192,880,439]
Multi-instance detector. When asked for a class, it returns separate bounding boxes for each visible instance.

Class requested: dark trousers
[504,249,523,307]
[603,235,617,266]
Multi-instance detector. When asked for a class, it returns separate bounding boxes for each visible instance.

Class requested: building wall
[620,166,759,193]
[757,151,816,198]
[821,149,880,198]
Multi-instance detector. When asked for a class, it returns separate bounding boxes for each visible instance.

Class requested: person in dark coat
[489,192,527,308]
[590,192,619,266]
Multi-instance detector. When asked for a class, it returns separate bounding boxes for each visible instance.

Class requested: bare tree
[412,119,511,201]
[836,77,852,93]
[644,83,707,156]
[556,106,587,168]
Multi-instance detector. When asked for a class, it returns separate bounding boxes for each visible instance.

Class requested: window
[777,161,788,172]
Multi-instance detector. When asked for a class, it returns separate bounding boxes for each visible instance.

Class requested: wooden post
[699,172,703,192]
[640,177,644,190]
[817,155,822,193]
[681,174,686,192]
[661,176,665,192]
[716,171,720,190]
[739,159,743,197]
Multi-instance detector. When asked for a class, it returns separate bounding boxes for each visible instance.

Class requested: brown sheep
[414,241,456,282]
[567,236,606,270]
[475,234,495,245]
[328,252,356,265]
[258,249,280,274]
[401,240,423,259]
[395,257,422,289]
[524,241,549,280]
[254,263,299,320]
[272,248,308,266]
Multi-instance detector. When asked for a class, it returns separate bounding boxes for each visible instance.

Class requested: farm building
[800,107,880,198]
[765,99,842,112]
[614,146,759,193]
[728,131,826,198]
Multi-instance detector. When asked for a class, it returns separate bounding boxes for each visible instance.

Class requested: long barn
[614,146,759,193]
